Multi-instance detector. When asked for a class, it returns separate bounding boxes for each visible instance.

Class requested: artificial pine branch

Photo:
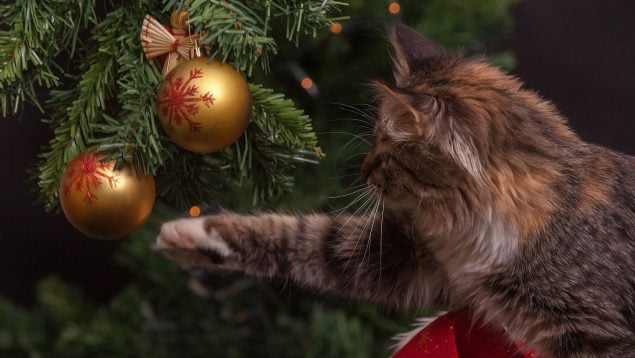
[7,0,344,210]
[0,0,95,116]
[94,7,165,173]
[156,151,230,210]
[249,84,321,155]
[265,0,349,44]
[187,0,277,75]
[35,6,124,209]
[245,131,298,205]
[184,0,346,74]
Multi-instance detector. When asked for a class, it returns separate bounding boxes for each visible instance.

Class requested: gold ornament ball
[157,57,252,153]
[59,150,156,240]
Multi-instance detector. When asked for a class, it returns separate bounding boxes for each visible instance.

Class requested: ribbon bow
[140,12,201,77]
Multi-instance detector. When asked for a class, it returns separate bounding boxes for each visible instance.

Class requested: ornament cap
[170,9,189,29]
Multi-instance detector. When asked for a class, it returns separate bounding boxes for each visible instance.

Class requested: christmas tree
[0,0,518,356]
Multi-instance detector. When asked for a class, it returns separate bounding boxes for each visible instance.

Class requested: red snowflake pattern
[62,152,118,205]
[157,68,216,135]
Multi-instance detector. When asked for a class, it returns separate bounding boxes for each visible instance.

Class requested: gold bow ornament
[140,10,201,77]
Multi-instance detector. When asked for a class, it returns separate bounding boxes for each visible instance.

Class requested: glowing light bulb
[329,22,343,34]
[301,77,314,90]
[189,205,201,217]
[388,2,401,14]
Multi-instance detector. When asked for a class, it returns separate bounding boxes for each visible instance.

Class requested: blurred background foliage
[0,0,518,356]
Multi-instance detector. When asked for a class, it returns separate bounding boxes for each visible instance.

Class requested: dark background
[1,0,634,305]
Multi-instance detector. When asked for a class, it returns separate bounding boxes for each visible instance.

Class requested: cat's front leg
[155,212,447,308]
[155,213,300,276]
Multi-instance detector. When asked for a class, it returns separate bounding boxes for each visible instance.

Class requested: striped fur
[156,24,634,357]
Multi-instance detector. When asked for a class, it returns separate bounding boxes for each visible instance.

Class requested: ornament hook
[186,12,203,58]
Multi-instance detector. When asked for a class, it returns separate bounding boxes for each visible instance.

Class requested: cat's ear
[390,23,448,85]
[373,81,483,179]
[372,81,437,138]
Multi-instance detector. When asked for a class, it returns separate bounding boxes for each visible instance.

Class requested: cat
[155,24,635,357]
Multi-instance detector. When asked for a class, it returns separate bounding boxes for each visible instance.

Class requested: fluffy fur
[156,24,635,357]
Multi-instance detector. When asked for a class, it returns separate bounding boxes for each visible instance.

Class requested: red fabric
[393,310,539,358]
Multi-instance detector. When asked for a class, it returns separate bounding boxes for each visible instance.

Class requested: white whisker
[336,193,375,235]
[327,102,378,126]
[333,136,368,163]
[324,185,370,199]
[346,182,371,189]
[343,152,368,162]
[330,172,364,180]
[361,198,381,267]
[343,195,378,271]
[319,131,371,145]
[329,190,372,220]
[347,176,366,188]
[349,195,377,236]
[378,199,385,291]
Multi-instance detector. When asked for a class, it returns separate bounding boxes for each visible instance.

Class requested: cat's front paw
[154,217,240,269]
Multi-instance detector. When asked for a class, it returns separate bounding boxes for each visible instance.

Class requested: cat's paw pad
[155,217,237,268]
[155,218,199,250]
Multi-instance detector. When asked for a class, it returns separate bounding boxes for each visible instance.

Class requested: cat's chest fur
[413,210,524,314]
[409,215,539,348]
[414,208,519,286]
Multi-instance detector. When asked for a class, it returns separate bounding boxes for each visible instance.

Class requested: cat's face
[363,24,533,213]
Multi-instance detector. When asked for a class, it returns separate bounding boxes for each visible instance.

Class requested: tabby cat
[155,24,635,357]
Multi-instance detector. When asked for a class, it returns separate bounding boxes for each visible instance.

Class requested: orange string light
[300,77,314,90]
[388,2,401,14]
[329,22,343,34]
[189,205,201,217]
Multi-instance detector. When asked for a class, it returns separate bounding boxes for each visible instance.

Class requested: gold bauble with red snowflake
[157,57,252,153]
[59,150,156,239]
